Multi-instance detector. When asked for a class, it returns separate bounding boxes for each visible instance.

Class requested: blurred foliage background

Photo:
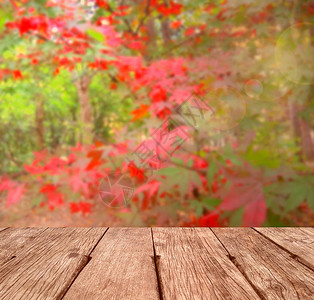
[0,0,313,226]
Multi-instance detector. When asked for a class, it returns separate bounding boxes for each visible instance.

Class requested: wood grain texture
[152,227,260,300]
[0,227,106,300]
[63,227,159,300]
[0,227,46,264]
[254,227,314,270]
[212,228,314,300]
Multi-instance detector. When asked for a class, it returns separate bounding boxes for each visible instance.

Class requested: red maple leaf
[131,104,149,122]
[128,162,146,181]
[198,213,219,227]
[12,70,23,80]
[149,86,167,102]
[218,164,267,226]
[69,172,88,194]
[70,201,92,215]
[70,202,80,213]
[157,1,182,16]
[96,0,108,9]
[170,21,181,29]
[40,184,64,209]
[6,182,25,207]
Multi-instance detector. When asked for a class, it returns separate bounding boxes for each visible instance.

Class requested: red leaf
[79,201,92,214]
[86,149,103,170]
[7,184,25,207]
[40,184,64,209]
[198,213,219,227]
[134,180,161,198]
[96,0,108,9]
[219,164,267,226]
[185,27,195,36]
[53,68,60,76]
[157,1,182,16]
[70,201,92,215]
[131,104,149,122]
[110,82,117,90]
[69,173,88,194]
[70,202,80,213]
[13,70,23,80]
[170,21,181,29]
[40,184,56,194]
[86,158,102,171]
[243,193,267,226]
[128,162,146,181]
[149,86,167,103]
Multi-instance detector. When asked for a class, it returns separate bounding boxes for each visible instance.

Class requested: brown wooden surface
[254,227,314,270]
[152,228,260,300]
[0,227,46,264]
[63,228,159,300]
[0,227,313,300]
[0,228,106,300]
[212,228,314,300]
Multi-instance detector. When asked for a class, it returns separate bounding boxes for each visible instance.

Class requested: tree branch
[134,0,151,35]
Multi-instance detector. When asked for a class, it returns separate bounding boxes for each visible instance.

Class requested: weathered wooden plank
[254,227,314,270]
[152,228,260,300]
[212,228,314,300]
[0,227,46,264]
[63,227,159,300]
[0,227,106,300]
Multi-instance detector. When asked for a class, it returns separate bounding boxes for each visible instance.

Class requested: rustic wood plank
[0,227,46,264]
[0,227,106,300]
[152,228,260,300]
[212,228,314,300]
[254,227,314,270]
[63,227,159,300]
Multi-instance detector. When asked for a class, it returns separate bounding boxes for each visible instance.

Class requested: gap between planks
[0,228,108,300]
[60,227,109,299]
[152,228,261,299]
[210,228,265,300]
[150,228,164,300]
[252,227,314,271]
[211,227,314,300]
[62,228,160,300]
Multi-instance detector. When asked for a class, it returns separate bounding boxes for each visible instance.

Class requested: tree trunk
[300,118,314,161]
[145,17,156,61]
[161,18,172,46]
[75,74,93,144]
[35,94,45,150]
[289,98,314,162]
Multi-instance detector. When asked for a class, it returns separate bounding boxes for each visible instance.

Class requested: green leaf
[206,161,217,185]
[31,196,43,207]
[202,197,221,210]
[285,187,307,212]
[191,172,202,187]
[281,175,314,213]
[263,210,286,226]
[245,148,281,168]
[170,157,184,165]
[230,207,244,226]
[190,200,203,217]
[223,144,242,166]
[156,167,181,177]
[86,29,105,42]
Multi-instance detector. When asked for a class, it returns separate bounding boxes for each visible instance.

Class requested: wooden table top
[0,227,313,300]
